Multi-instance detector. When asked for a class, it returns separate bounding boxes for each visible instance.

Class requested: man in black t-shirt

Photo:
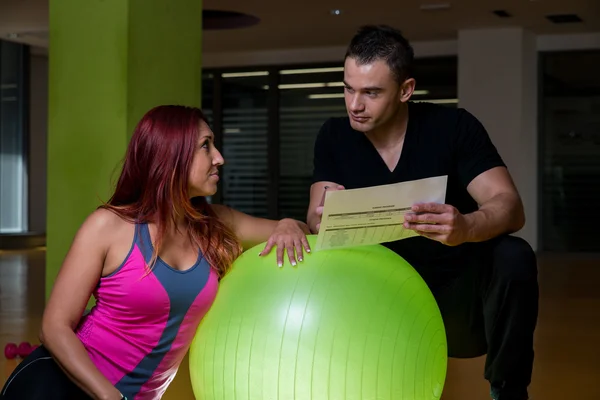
[307,25,538,400]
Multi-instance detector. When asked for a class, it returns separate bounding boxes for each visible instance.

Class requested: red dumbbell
[4,343,18,359]
[18,342,32,357]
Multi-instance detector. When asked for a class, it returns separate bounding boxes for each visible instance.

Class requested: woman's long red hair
[101,105,241,278]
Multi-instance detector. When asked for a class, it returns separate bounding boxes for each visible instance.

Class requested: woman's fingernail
[306,249,311,253]
[298,257,303,262]
[292,261,297,266]
[278,262,282,268]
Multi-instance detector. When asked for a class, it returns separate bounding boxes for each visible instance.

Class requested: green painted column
[46,0,203,299]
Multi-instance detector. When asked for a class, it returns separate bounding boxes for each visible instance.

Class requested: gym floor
[1,248,598,399]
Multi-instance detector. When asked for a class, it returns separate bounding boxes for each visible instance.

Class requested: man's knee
[491,235,538,283]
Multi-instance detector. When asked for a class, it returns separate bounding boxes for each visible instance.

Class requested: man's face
[343,57,406,133]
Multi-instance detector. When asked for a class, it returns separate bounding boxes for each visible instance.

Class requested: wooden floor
[1,248,599,399]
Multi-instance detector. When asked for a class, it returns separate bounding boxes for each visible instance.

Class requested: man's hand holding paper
[314,175,448,251]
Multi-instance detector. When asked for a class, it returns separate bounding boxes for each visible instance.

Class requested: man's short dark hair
[344,25,414,85]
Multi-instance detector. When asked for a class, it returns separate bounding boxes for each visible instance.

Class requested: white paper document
[314,175,448,251]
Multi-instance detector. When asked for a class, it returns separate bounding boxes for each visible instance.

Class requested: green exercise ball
[189,235,447,399]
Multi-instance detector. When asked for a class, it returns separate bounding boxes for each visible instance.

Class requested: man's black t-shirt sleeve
[454,109,506,187]
[312,119,343,184]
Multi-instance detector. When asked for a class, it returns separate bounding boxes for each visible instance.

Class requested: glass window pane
[410,56,458,107]
[201,73,214,204]
[278,66,347,221]
[0,40,27,233]
[541,50,600,251]
[201,72,214,125]
[221,72,269,218]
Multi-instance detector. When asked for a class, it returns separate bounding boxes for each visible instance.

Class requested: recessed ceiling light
[330,9,342,16]
[202,10,260,30]
[419,3,451,11]
[546,14,583,24]
[492,10,512,18]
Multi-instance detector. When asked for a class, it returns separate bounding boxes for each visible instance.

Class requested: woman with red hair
[1,105,311,400]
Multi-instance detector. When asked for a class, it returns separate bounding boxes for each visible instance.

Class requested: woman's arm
[211,204,311,267]
[39,209,124,400]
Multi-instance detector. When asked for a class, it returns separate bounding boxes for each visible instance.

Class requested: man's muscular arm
[404,166,524,246]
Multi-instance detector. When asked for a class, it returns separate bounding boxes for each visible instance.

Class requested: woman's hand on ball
[260,219,311,267]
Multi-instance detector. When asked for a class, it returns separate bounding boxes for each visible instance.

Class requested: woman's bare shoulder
[83,207,133,235]
[84,208,137,275]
